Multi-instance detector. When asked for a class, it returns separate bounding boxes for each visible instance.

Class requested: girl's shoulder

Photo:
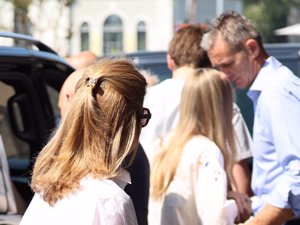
[183,135,224,166]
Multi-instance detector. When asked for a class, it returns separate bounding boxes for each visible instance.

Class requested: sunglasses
[141,108,151,127]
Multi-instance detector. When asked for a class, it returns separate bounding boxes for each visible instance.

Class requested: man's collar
[249,56,281,92]
[247,56,282,103]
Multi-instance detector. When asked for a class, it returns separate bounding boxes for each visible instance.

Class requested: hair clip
[85,77,97,88]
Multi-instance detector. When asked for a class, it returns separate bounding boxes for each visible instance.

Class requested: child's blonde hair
[151,68,236,199]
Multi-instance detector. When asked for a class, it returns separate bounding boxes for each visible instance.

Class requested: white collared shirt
[20,170,138,225]
[148,136,237,225]
[248,56,300,216]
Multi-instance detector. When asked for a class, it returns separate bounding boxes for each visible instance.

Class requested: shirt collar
[250,56,282,92]
[111,169,131,190]
[247,56,282,102]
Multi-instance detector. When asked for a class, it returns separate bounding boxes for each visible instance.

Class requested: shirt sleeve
[194,147,237,225]
[266,79,300,216]
[232,103,253,161]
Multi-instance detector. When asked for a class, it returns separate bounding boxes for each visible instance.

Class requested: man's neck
[172,66,197,80]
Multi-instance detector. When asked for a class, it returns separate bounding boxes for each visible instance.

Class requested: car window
[0,81,30,160]
[0,69,58,161]
[43,69,69,122]
[46,85,59,118]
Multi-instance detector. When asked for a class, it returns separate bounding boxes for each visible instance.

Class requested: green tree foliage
[244,0,300,42]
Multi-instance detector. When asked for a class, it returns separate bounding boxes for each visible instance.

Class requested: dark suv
[0,31,74,210]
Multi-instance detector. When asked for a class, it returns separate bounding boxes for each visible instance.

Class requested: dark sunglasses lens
[142,118,148,127]
[142,108,151,127]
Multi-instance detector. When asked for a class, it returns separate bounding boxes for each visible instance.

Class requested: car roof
[0,31,74,69]
[0,31,57,54]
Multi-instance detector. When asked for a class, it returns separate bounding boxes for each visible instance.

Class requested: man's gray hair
[201,11,262,52]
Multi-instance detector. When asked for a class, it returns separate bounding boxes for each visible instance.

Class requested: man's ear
[167,54,176,71]
[245,39,260,59]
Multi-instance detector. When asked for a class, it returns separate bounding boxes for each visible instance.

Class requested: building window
[137,21,146,50]
[103,15,123,54]
[80,22,89,51]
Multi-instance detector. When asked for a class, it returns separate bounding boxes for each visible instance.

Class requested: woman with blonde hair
[149,68,251,225]
[20,58,149,225]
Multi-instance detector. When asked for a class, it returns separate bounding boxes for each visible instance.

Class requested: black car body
[0,31,74,207]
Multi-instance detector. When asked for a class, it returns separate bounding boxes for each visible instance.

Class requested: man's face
[58,68,85,119]
[207,34,256,89]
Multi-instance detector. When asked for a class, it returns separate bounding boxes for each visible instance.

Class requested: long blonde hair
[151,68,236,199]
[31,58,147,206]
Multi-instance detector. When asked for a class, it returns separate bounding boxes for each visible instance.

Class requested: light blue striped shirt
[248,56,300,217]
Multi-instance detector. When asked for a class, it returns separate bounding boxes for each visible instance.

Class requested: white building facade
[71,0,242,56]
[70,0,174,55]
[0,0,243,57]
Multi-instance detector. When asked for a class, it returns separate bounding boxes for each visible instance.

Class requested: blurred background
[0,0,300,57]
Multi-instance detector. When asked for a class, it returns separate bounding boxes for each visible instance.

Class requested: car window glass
[44,69,68,122]
[0,81,30,160]
[46,85,60,123]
